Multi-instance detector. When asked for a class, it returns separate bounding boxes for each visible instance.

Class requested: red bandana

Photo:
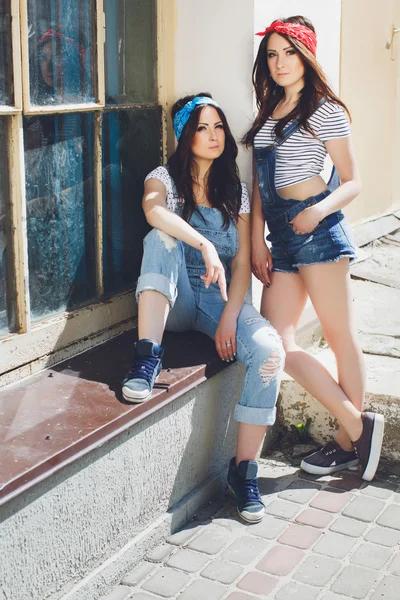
[256,21,317,56]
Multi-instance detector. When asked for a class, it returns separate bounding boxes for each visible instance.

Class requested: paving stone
[130,594,161,600]
[237,570,278,595]
[201,560,244,584]
[211,513,248,532]
[342,496,385,522]
[247,514,288,540]
[278,523,321,549]
[193,499,225,521]
[167,525,202,546]
[387,553,400,576]
[187,527,231,555]
[319,594,352,600]
[122,562,156,586]
[329,516,368,537]
[222,536,269,565]
[257,544,304,576]
[265,498,302,519]
[365,525,400,547]
[360,480,397,500]
[179,578,227,600]
[310,490,353,513]
[299,471,336,485]
[295,508,333,529]
[328,473,363,491]
[349,541,392,569]
[370,575,400,600]
[275,581,320,600]
[313,532,357,559]
[292,555,341,587]
[166,548,209,573]
[142,567,190,598]
[146,544,175,563]
[377,504,400,530]
[278,480,320,504]
[331,565,379,599]
[101,587,134,600]
[225,593,256,600]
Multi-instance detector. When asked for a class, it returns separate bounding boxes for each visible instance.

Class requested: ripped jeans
[136,217,285,426]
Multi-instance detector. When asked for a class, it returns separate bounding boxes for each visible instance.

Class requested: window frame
[0,0,173,385]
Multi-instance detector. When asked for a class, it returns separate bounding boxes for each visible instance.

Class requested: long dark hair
[168,93,242,228]
[243,15,350,146]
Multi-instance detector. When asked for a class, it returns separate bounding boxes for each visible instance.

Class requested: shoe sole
[121,387,151,403]
[300,458,360,476]
[227,483,264,524]
[362,413,385,482]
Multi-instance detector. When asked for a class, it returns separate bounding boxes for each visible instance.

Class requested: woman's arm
[214,214,251,361]
[143,178,227,299]
[251,169,273,285]
[291,136,361,234]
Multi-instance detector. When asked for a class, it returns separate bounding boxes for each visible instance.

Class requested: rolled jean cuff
[234,404,276,426]
[136,273,178,307]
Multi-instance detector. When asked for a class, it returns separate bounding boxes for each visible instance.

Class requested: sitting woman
[122,93,285,523]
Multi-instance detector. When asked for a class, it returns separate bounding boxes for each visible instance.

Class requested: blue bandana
[173,96,221,141]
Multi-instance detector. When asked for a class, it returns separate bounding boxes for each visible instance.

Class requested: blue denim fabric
[254,120,357,274]
[136,208,285,426]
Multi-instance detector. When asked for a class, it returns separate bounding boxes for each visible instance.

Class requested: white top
[145,166,250,214]
[254,102,350,189]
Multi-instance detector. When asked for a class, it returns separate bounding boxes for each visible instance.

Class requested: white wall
[174,0,255,186]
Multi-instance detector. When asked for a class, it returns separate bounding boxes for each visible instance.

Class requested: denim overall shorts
[254,120,357,274]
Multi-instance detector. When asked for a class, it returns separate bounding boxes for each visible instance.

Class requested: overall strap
[275,97,327,146]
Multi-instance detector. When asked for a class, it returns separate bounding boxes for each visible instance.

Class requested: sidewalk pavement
[102,457,400,600]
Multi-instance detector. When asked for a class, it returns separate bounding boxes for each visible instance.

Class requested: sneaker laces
[321,441,339,456]
[239,477,262,505]
[125,356,159,384]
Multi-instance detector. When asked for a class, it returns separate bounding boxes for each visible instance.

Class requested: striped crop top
[254,101,350,189]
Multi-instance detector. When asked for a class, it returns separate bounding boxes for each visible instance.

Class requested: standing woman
[122,93,285,522]
[245,16,384,481]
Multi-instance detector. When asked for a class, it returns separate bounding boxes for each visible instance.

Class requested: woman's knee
[252,328,286,385]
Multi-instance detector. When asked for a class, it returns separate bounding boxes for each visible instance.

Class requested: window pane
[24,113,96,320]
[0,0,13,105]
[102,108,161,295]
[105,0,157,105]
[28,0,96,106]
[0,117,14,334]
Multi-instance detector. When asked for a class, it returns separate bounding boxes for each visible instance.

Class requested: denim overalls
[136,176,285,426]
[254,120,357,273]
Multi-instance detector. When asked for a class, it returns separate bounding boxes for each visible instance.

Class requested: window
[0,0,166,381]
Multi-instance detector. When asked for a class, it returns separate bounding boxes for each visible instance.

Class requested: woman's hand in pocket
[290,205,324,234]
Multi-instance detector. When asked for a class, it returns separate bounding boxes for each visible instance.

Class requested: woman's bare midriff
[276,175,328,201]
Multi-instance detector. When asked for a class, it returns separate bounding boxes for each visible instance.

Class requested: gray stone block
[342,496,385,523]
[387,553,400,576]
[201,559,243,584]
[329,516,368,537]
[292,555,341,587]
[188,526,231,555]
[101,586,134,600]
[130,594,161,600]
[167,525,202,546]
[265,499,302,520]
[146,544,175,564]
[166,548,209,573]
[313,532,356,559]
[122,562,156,587]
[370,575,400,600]
[365,525,400,547]
[248,514,288,539]
[179,578,227,600]
[360,480,397,500]
[349,541,392,569]
[278,480,320,504]
[331,565,379,599]
[377,504,400,530]
[222,535,269,565]
[142,567,190,598]
[275,581,319,600]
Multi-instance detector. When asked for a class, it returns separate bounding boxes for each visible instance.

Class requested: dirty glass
[102,108,161,295]
[27,0,96,106]
[24,112,96,321]
[0,0,13,105]
[0,118,14,335]
[104,0,157,105]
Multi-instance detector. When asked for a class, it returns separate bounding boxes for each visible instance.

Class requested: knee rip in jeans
[258,348,283,388]
[157,229,177,252]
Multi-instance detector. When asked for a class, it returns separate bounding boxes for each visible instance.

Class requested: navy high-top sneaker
[122,339,164,402]
[227,457,265,523]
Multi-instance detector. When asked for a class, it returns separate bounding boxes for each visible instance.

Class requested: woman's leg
[298,259,365,450]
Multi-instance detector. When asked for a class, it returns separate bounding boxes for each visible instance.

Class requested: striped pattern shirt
[254,102,350,189]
